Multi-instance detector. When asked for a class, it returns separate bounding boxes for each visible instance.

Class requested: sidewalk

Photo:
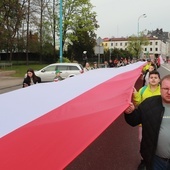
[0,71,23,89]
[0,63,170,90]
[0,77,23,89]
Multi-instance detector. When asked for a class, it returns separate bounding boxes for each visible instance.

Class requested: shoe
[137,159,146,170]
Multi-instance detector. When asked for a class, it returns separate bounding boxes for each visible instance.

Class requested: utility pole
[137,14,147,59]
[59,0,63,63]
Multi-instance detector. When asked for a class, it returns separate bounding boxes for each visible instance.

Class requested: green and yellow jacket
[133,85,161,106]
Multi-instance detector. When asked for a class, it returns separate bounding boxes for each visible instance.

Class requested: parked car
[25,63,84,82]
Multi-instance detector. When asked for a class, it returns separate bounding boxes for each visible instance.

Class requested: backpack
[140,85,147,96]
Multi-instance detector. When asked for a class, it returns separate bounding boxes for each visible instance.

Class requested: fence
[0,63,12,69]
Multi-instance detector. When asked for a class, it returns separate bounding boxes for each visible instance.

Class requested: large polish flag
[0,62,144,170]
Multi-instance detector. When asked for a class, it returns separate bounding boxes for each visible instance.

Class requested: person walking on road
[124,74,170,170]
[133,70,161,106]
[92,62,99,69]
[142,59,152,74]
[133,70,161,170]
[83,62,92,72]
[23,68,41,88]
[142,63,157,86]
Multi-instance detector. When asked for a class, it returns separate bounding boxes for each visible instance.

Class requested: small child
[54,70,64,82]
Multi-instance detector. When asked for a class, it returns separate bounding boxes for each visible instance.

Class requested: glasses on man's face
[161,88,170,93]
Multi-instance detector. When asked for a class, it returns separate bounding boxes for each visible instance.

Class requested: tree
[0,0,26,61]
[127,34,149,59]
[67,26,96,62]
[59,0,99,53]
[0,0,99,63]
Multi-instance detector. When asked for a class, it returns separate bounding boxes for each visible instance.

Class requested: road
[65,64,170,170]
[0,77,23,94]
[0,64,170,170]
[158,63,170,78]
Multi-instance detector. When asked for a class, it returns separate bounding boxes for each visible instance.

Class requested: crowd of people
[82,58,134,72]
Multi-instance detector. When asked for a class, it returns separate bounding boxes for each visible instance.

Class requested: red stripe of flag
[0,65,143,170]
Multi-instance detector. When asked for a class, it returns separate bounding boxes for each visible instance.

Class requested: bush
[57,57,71,63]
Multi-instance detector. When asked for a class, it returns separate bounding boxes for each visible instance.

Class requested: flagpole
[59,0,63,63]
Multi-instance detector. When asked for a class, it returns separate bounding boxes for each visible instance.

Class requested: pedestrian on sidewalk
[23,68,41,88]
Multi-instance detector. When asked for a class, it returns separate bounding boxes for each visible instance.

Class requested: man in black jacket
[124,74,170,170]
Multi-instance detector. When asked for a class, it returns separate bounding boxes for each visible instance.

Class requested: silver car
[33,63,84,82]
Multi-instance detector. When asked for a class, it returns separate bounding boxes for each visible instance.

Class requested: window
[120,43,122,46]
[111,43,113,46]
[155,48,158,51]
[57,66,68,70]
[45,65,57,71]
[150,48,152,51]
[145,48,147,51]
[116,43,118,46]
[150,42,152,45]
[105,43,107,46]
[125,43,127,46]
[155,42,158,45]
[69,66,79,70]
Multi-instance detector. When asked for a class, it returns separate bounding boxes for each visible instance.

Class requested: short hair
[149,70,160,79]
[150,63,156,70]
[160,74,170,85]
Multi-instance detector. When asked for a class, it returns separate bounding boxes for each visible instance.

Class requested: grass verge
[0,64,47,77]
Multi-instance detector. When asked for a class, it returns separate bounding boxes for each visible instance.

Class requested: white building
[102,36,170,60]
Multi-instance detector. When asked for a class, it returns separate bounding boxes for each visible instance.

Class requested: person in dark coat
[108,59,114,67]
[124,74,170,170]
[23,68,41,88]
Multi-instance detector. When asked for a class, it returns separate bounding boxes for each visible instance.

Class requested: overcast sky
[90,0,170,38]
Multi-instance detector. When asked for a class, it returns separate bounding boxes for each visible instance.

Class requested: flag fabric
[159,55,164,65]
[0,62,144,170]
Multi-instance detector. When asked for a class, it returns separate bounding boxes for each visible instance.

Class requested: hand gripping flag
[0,62,145,170]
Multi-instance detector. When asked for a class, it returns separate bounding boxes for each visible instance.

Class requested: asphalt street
[66,64,170,170]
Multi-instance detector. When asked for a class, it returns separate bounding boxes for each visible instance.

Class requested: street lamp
[59,0,63,63]
[137,14,147,37]
[137,14,147,59]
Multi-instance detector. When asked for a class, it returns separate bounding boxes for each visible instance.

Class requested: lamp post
[137,14,147,37]
[59,0,63,63]
[137,14,147,59]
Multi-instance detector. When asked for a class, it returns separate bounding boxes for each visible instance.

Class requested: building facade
[102,36,170,60]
